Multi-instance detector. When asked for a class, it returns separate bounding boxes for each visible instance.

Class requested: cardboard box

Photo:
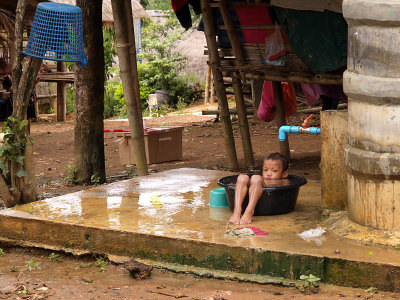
[118,127,183,165]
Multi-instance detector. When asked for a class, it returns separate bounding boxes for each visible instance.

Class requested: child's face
[262,159,288,180]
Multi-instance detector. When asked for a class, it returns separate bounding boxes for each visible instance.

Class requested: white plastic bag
[298,227,326,246]
[263,24,285,66]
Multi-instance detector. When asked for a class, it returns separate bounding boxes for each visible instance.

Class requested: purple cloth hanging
[300,83,347,106]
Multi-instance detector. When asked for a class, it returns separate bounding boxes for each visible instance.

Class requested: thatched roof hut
[50,0,149,23]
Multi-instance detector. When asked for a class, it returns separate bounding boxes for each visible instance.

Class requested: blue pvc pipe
[279,126,321,141]
[279,126,300,141]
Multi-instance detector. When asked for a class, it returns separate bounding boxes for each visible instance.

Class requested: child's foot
[240,211,254,224]
[228,211,242,224]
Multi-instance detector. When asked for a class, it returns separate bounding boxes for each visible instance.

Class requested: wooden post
[201,0,238,170]
[232,76,254,166]
[204,64,211,104]
[321,110,348,210]
[210,79,215,104]
[56,62,66,122]
[219,0,254,166]
[272,81,290,160]
[111,0,148,176]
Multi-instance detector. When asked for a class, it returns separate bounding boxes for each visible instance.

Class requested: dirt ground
[30,102,322,199]
[0,246,397,300]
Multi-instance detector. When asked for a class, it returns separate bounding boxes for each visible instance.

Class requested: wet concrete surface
[0,168,400,290]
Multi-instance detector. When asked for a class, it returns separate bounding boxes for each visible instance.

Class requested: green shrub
[66,83,75,113]
[137,17,195,106]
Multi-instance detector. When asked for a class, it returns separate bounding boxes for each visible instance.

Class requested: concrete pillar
[343,0,400,231]
[320,110,348,210]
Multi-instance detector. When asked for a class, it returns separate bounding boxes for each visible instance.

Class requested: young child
[228,152,289,224]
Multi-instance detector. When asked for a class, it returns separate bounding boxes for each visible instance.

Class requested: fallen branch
[147,290,188,298]
[296,103,347,114]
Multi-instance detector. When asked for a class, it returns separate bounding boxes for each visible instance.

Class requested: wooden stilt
[204,64,211,104]
[201,0,238,171]
[232,76,254,166]
[111,0,148,176]
[219,0,254,167]
[272,81,290,160]
[56,62,66,122]
[210,79,215,104]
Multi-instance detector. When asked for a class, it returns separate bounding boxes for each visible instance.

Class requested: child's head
[262,152,288,180]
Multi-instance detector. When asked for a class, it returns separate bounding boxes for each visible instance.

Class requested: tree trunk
[0,174,17,208]
[75,0,106,184]
[12,0,26,91]
[6,0,41,204]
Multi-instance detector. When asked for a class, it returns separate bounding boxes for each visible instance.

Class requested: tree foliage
[137,17,194,105]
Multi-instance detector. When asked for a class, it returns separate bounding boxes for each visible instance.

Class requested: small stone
[334,249,340,254]
[304,171,309,175]
[48,167,52,170]
[322,209,330,217]
[47,131,51,134]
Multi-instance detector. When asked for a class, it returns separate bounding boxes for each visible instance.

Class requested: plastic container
[24,2,87,65]
[217,174,307,215]
[209,188,229,207]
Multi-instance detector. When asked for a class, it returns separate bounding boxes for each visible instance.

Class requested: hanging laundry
[258,81,297,122]
[172,0,201,30]
[300,83,347,107]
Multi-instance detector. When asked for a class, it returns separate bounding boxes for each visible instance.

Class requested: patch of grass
[299,274,321,294]
[49,252,62,262]
[24,259,41,272]
[128,167,137,178]
[90,174,100,186]
[64,164,80,186]
[0,248,4,256]
[94,257,108,272]
[8,266,17,272]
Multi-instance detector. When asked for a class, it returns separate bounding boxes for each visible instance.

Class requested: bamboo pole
[219,0,254,166]
[111,0,148,176]
[201,0,238,170]
[204,64,211,104]
[232,76,254,166]
[219,0,246,75]
[234,72,343,85]
[124,0,144,115]
[272,81,290,160]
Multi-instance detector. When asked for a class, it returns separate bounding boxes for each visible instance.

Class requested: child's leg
[240,175,263,224]
[228,174,250,224]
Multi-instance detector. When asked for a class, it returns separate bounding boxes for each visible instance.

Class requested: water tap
[301,114,314,128]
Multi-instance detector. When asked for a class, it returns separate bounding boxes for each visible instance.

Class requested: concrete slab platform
[0,168,400,291]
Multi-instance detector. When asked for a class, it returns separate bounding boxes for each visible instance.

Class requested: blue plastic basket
[24,2,87,66]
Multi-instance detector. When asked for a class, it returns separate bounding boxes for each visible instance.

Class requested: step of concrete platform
[0,168,399,291]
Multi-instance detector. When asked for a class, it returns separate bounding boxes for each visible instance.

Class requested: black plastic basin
[217,174,307,216]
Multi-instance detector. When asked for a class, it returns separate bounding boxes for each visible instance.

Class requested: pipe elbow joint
[279,126,300,141]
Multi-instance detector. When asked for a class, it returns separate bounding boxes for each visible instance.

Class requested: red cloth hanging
[258,81,297,122]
